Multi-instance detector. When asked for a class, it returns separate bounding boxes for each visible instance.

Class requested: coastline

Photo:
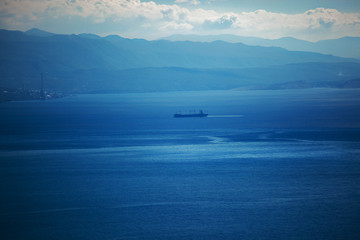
[0,87,65,103]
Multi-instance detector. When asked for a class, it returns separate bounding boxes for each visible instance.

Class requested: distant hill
[25,28,55,37]
[343,78,360,88]
[22,62,360,92]
[0,29,360,93]
[162,34,360,59]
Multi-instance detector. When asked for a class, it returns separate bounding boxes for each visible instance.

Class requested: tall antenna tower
[40,72,45,99]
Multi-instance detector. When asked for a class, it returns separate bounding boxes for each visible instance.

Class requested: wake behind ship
[174,110,208,118]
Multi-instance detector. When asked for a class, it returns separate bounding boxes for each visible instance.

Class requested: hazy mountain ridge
[162,34,360,59]
[0,28,359,93]
[17,63,360,93]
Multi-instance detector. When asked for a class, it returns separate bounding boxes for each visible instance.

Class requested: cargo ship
[174,110,208,118]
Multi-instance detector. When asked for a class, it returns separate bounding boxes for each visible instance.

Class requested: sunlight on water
[0,135,352,163]
[208,115,244,118]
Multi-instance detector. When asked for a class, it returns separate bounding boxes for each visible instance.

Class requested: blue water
[1,89,360,239]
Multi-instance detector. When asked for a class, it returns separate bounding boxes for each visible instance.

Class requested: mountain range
[0,28,359,93]
[162,34,360,59]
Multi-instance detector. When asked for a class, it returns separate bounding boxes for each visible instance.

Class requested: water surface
[1,89,360,239]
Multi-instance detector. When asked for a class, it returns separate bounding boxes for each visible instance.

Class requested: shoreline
[0,88,66,103]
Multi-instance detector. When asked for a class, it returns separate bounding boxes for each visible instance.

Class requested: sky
[0,0,360,41]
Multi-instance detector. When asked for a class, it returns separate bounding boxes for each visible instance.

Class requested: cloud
[0,1,359,41]
[175,0,201,5]
[160,21,194,31]
[203,14,237,29]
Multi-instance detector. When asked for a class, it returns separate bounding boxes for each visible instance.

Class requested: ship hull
[174,113,208,118]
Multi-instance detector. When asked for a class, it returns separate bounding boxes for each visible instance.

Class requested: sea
[1,89,360,240]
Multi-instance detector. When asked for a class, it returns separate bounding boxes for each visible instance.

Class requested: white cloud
[198,7,360,40]
[160,21,194,31]
[203,14,237,29]
[175,0,201,5]
[0,0,359,41]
